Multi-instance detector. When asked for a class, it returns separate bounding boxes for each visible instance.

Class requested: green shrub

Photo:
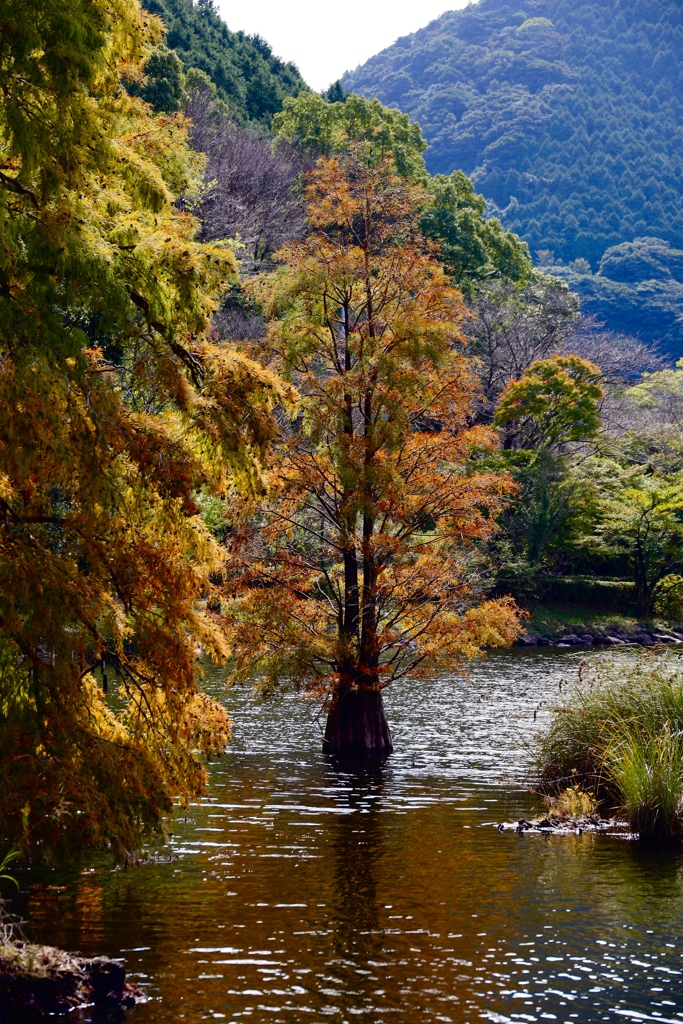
[542,576,636,611]
[535,652,683,840]
[653,574,683,621]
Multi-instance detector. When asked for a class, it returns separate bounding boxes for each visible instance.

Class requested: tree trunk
[323,687,393,759]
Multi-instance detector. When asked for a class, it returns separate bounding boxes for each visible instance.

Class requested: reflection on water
[16,651,683,1023]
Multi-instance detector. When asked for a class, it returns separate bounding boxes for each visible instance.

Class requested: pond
[16,650,683,1023]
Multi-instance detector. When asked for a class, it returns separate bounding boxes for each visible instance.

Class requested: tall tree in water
[226,152,520,757]
[0,0,287,856]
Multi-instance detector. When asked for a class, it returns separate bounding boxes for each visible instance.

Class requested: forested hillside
[343,0,683,268]
[142,0,307,123]
[542,238,683,359]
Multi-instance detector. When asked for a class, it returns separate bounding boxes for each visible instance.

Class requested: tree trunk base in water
[323,688,393,760]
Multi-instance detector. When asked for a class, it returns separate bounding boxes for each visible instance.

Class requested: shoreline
[0,941,144,1021]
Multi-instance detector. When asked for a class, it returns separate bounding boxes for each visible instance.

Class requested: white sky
[216,0,471,92]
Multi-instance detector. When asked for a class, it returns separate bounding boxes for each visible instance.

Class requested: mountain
[544,237,683,360]
[342,0,683,269]
[143,0,307,124]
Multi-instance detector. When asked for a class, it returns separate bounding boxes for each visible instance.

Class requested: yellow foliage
[0,0,289,856]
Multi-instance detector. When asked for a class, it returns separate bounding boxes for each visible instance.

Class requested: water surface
[19,651,683,1023]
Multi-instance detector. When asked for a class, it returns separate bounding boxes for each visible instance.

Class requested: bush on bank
[535,652,683,840]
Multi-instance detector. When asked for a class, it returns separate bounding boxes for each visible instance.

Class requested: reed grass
[535,652,683,840]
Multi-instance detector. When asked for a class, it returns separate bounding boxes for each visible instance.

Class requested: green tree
[489,356,603,599]
[494,355,603,450]
[274,95,532,294]
[590,468,683,616]
[138,44,186,112]
[419,171,532,297]
[272,92,427,179]
[141,0,307,123]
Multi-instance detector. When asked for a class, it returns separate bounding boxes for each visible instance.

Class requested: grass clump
[535,652,683,840]
[544,784,599,819]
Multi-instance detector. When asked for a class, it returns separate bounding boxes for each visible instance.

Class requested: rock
[560,634,580,645]
[499,814,630,836]
[517,634,538,647]
[538,637,554,646]
[605,635,625,645]
[626,632,654,646]
[88,956,129,1006]
[579,634,594,644]
[652,633,677,643]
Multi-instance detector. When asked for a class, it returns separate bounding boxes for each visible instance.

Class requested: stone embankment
[515,627,683,648]
[0,941,143,1021]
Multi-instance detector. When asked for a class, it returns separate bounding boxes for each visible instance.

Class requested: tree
[488,356,603,600]
[224,152,520,758]
[142,44,186,111]
[589,468,683,616]
[272,95,535,298]
[140,0,307,124]
[618,359,683,470]
[419,171,532,298]
[185,84,306,270]
[494,355,603,450]
[468,276,580,417]
[272,93,427,179]
[0,0,287,856]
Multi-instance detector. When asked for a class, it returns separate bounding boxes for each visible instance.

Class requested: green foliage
[545,238,683,360]
[273,96,531,292]
[419,171,532,296]
[488,356,602,600]
[487,449,597,601]
[138,44,186,112]
[322,80,347,103]
[535,654,683,840]
[343,0,683,267]
[653,575,683,620]
[272,92,427,178]
[587,465,683,615]
[494,355,603,449]
[142,0,307,123]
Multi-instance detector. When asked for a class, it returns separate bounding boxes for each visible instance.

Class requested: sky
[215,0,471,92]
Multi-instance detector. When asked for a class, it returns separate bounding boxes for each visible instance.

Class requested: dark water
[17,651,683,1023]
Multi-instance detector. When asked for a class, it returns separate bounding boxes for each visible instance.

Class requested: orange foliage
[225,152,521,704]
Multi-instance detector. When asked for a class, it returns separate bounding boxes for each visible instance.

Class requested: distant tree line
[140,0,307,124]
